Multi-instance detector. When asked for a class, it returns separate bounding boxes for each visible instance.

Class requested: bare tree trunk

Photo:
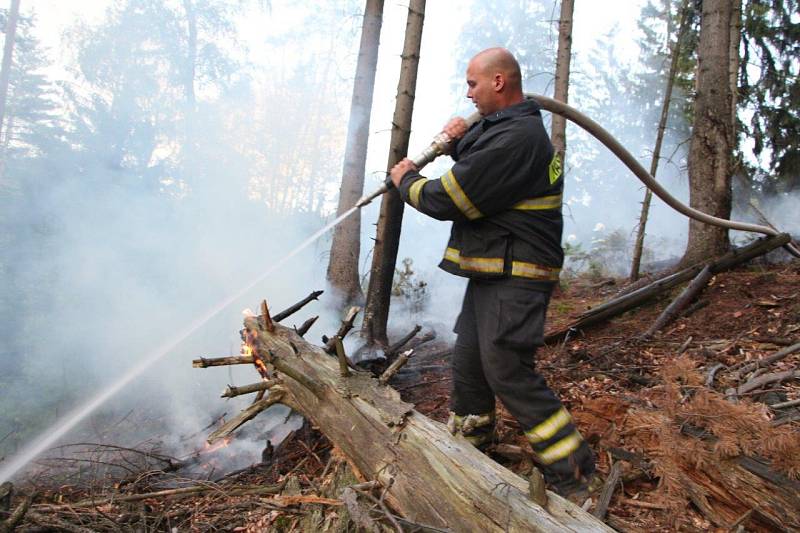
[680,0,734,266]
[550,0,573,163]
[326,0,384,304]
[361,0,425,346]
[0,0,21,145]
[630,0,690,281]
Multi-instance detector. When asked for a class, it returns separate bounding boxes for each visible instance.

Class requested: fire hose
[356,93,800,258]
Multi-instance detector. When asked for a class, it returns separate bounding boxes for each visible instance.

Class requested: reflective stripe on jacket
[397,99,564,286]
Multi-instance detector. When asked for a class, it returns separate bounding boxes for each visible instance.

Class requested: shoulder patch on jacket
[548,153,562,185]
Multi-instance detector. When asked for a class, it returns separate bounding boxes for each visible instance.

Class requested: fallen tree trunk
[241,313,611,532]
[644,264,713,337]
[546,233,791,343]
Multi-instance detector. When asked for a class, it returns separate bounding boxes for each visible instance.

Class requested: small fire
[202,437,232,455]
[242,342,270,379]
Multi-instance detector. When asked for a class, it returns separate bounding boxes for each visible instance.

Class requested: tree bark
[681,0,734,266]
[361,0,425,346]
[630,0,690,281]
[550,0,573,164]
[0,0,20,145]
[240,315,611,532]
[326,0,384,304]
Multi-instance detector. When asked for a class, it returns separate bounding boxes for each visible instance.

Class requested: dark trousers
[452,278,594,488]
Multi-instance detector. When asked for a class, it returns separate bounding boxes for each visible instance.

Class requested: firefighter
[389,47,595,502]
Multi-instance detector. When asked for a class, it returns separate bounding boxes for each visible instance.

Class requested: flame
[241,342,269,379]
[202,437,232,454]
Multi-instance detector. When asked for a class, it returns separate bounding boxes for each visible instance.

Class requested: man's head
[466,47,523,116]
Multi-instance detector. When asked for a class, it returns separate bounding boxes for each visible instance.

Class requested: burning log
[220,379,280,398]
[273,290,324,322]
[193,355,254,368]
[231,304,611,532]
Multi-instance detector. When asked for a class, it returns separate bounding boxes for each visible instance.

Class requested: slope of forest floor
[2,260,799,532]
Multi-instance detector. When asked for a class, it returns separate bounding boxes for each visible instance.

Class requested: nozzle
[354,176,394,208]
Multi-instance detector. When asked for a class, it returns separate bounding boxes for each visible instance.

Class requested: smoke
[0,0,362,479]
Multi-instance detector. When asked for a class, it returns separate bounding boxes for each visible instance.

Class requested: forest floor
[2,258,799,532]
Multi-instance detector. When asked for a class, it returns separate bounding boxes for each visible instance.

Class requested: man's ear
[493,73,505,92]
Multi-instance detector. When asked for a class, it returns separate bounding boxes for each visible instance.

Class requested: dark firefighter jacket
[397,99,564,290]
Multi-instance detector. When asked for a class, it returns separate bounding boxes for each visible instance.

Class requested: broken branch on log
[193,355,254,368]
[295,315,318,337]
[221,379,280,398]
[260,300,275,332]
[333,337,351,378]
[273,290,324,322]
[378,350,413,385]
[207,387,287,444]
[644,264,713,337]
[384,325,421,359]
[323,306,360,354]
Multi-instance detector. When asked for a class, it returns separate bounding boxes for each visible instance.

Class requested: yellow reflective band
[525,407,572,444]
[441,170,482,220]
[549,153,562,185]
[459,255,504,273]
[444,247,460,263]
[443,247,504,273]
[511,261,561,281]
[537,431,582,465]
[512,193,563,211]
[408,178,428,209]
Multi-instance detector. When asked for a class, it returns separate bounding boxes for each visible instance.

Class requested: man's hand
[442,117,468,141]
[390,158,418,188]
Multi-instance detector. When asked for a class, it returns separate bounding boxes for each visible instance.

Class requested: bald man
[390,48,595,502]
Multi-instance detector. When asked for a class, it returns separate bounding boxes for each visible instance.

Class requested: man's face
[466,59,498,116]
